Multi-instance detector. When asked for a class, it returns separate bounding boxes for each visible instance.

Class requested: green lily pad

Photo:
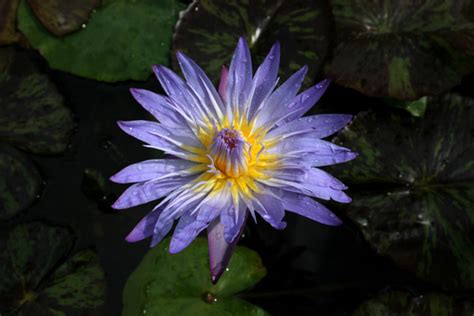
[0,222,106,315]
[18,0,185,82]
[0,0,21,45]
[0,47,73,154]
[332,94,474,289]
[123,237,268,316]
[325,0,474,99]
[353,291,474,316]
[0,144,41,221]
[172,0,330,86]
[27,0,101,36]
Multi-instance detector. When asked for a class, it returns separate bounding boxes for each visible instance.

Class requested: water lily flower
[111,38,357,283]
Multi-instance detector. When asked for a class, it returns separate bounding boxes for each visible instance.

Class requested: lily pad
[0,0,21,45]
[326,0,474,99]
[0,47,73,154]
[27,0,101,36]
[18,0,185,82]
[122,237,268,316]
[0,222,106,315]
[332,94,474,289]
[0,144,41,220]
[353,291,474,316]
[172,0,330,86]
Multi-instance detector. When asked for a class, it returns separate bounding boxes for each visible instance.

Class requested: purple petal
[266,114,352,140]
[218,66,229,101]
[129,88,184,128]
[207,216,246,284]
[111,177,189,209]
[169,212,208,254]
[226,37,252,112]
[268,137,352,156]
[110,159,197,184]
[118,120,166,147]
[281,79,331,124]
[150,219,174,247]
[253,193,287,229]
[176,51,225,119]
[290,183,352,203]
[125,204,165,242]
[256,65,307,124]
[247,42,280,118]
[220,202,247,243]
[299,151,358,167]
[282,191,342,226]
[152,65,205,119]
[306,168,347,189]
[117,120,202,155]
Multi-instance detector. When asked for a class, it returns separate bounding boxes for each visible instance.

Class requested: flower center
[209,128,250,178]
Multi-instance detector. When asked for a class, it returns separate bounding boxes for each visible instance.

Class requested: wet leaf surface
[326,0,474,99]
[0,144,41,221]
[0,222,106,315]
[173,0,330,87]
[27,0,101,36]
[0,0,21,45]
[122,237,268,315]
[18,0,185,82]
[332,94,474,289]
[353,291,474,316]
[0,47,73,154]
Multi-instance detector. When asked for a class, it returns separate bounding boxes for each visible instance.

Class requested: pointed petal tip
[210,260,229,284]
[109,174,119,183]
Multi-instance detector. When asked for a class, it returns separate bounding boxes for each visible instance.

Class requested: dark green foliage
[0,222,106,315]
[326,0,474,99]
[173,0,330,87]
[333,94,474,289]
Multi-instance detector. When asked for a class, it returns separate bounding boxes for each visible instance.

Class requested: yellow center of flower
[184,114,281,201]
[209,128,251,178]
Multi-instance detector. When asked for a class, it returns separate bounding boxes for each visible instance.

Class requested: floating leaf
[18,0,185,82]
[326,0,474,99]
[173,0,330,87]
[0,144,41,220]
[385,96,428,118]
[0,47,73,154]
[0,0,21,45]
[333,94,474,289]
[27,0,101,36]
[353,291,474,316]
[0,222,106,315]
[123,237,268,316]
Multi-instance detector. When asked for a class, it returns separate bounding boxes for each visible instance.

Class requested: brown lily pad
[0,0,21,45]
[27,0,101,36]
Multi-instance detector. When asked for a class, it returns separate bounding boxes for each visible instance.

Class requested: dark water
[9,53,474,315]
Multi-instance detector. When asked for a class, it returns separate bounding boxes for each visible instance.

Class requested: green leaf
[0,47,73,155]
[18,0,185,82]
[0,222,106,315]
[332,94,474,289]
[385,96,428,118]
[325,0,474,99]
[122,237,268,316]
[42,250,106,310]
[172,0,330,87]
[353,291,474,316]
[0,144,41,220]
[27,0,101,36]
